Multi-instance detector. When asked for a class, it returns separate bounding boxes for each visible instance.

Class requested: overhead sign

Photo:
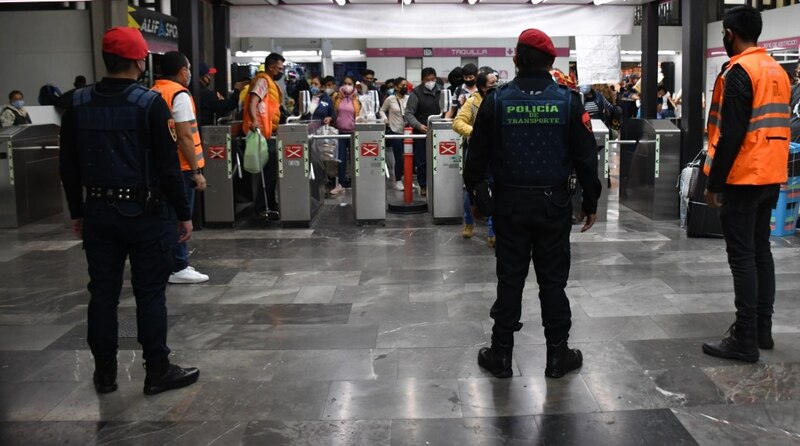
[127,5,178,54]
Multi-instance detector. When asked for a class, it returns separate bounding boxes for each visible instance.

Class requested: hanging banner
[232,5,635,39]
[575,35,622,85]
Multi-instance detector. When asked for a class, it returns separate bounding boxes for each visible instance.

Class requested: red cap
[517,28,557,58]
[102,27,148,60]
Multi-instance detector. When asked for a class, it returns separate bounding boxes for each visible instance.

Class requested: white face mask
[424,81,436,91]
[324,87,335,95]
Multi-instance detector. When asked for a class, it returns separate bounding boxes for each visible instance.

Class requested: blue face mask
[579,85,591,94]
[386,88,395,96]
[11,100,23,109]
[310,86,320,95]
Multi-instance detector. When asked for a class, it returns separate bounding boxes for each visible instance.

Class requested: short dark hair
[102,51,137,75]
[394,76,406,84]
[362,69,375,77]
[323,76,336,85]
[74,75,87,88]
[657,85,667,93]
[479,66,495,74]
[8,90,23,101]
[161,51,189,77]
[265,53,285,68]
[515,43,555,71]
[421,67,437,80]
[476,71,493,91]
[723,5,762,43]
[462,63,478,77]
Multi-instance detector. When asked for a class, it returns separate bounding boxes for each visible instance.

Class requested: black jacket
[199,85,241,126]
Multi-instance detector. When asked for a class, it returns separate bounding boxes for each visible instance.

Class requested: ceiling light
[531,0,546,4]
[593,0,615,5]
[468,0,479,4]
[264,0,278,5]
[402,0,412,4]
[333,0,346,5]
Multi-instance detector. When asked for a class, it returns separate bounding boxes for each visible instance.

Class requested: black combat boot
[143,358,200,395]
[93,356,118,394]
[545,339,582,378]
[702,322,759,362]
[477,337,513,378]
[757,316,774,350]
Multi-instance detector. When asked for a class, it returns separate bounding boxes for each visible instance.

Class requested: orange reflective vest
[704,47,791,185]
[151,79,205,171]
[242,72,282,139]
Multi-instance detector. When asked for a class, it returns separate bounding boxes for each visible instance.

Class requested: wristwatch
[193,168,203,175]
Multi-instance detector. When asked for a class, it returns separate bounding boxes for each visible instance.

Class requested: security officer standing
[59,27,200,395]
[464,29,601,379]
[702,6,792,362]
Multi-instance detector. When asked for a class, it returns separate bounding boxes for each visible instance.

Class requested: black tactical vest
[493,82,571,187]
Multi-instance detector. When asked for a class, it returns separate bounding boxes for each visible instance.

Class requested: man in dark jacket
[465,28,601,380]
[198,63,247,126]
[404,67,442,196]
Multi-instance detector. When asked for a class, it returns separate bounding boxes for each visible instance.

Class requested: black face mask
[272,72,284,81]
[464,79,476,88]
[723,36,735,58]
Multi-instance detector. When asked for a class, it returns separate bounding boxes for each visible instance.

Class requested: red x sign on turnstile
[438,141,457,155]
[360,142,379,157]
[208,146,226,160]
[285,144,303,159]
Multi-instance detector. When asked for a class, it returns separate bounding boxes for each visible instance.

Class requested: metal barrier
[427,117,463,224]
[352,122,387,223]
[617,118,681,220]
[0,124,62,228]
[201,122,245,225]
[277,122,327,226]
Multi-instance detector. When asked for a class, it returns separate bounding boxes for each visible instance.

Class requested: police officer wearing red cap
[59,26,200,395]
[464,28,601,379]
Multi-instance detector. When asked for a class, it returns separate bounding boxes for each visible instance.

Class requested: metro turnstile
[592,119,610,222]
[277,122,326,226]
[0,124,62,228]
[619,118,681,220]
[201,122,246,225]
[353,122,386,224]
[427,119,463,224]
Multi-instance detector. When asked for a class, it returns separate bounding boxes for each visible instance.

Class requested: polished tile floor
[1,182,800,445]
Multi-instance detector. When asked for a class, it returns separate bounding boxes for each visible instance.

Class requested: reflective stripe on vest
[704,47,791,185]
[242,72,282,139]
[151,79,205,171]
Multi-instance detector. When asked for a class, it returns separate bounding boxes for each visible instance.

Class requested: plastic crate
[770,176,800,236]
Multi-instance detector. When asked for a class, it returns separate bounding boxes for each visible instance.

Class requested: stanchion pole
[403,126,413,203]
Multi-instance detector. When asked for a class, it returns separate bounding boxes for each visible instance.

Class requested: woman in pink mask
[330,75,361,194]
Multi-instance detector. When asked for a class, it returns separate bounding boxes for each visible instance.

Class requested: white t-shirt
[661,92,671,111]
[171,92,195,123]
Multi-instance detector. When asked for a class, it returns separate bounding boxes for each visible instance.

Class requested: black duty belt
[494,184,565,192]
[86,186,143,202]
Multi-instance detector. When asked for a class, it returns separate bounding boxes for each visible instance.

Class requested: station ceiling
[226,0,658,5]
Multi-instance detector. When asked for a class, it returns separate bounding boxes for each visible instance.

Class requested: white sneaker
[169,266,209,284]
[330,184,345,195]
[394,181,405,191]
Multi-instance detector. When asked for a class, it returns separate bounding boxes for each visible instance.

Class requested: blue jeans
[173,170,194,272]
[338,134,351,186]
[463,190,494,236]
[412,137,426,188]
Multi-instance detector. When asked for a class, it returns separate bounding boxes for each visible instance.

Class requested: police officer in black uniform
[59,27,200,395]
[465,29,601,379]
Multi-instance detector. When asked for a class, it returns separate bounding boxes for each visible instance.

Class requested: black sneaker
[93,357,118,394]
[545,339,582,378]
[143,359,200,395]
[703,322,759,362]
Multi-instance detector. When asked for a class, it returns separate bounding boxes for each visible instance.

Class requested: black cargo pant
[83,200,174,362]
[490,186,574,346]
[719,184,780,328]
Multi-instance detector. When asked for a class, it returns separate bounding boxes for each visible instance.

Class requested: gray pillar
[89,0,127,80]
[640,2,659,120]
[681,0,707,166]
[322,39,333,78]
